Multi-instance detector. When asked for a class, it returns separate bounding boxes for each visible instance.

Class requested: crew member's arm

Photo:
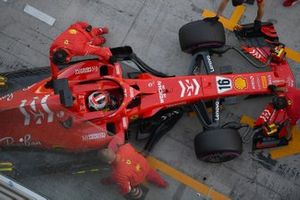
[255,0,265,21]
[83,45,112,61]
[108,119,127,152]
[216,0,230,16]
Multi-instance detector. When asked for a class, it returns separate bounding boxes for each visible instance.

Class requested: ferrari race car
[0,19,299,163]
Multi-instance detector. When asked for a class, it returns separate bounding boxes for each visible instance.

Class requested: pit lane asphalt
[0,1,300,200]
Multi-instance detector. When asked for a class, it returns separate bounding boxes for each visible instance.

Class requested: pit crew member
[207,0,265,32]
[99,144,167,199]
[49,21,112,78]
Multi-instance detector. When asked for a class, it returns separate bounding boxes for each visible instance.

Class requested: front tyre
[194,128,242,163]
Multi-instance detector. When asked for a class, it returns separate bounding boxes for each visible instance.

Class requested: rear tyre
[194,128,242,163]
[179,20,225,54]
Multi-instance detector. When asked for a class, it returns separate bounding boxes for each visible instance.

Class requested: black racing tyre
[194,128,242,163]
[179,20,225,54]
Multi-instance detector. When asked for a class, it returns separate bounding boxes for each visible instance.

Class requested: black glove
[203,16,219,23]
[52,49,69,65]
[253,20,261,32]
[85,25,92,32]
[109,55,117,64]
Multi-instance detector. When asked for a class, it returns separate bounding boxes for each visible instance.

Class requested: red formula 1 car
[0,20,299,163]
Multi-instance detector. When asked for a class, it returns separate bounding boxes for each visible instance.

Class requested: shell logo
[68,29,78,35]
[234,77,247,90]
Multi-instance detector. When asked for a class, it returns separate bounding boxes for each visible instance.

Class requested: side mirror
[110,46,133,61]
[53,78,73,107]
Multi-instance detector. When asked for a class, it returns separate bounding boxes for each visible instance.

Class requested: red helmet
[88,91,108,110]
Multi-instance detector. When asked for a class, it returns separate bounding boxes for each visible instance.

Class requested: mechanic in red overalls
[49,21,112,79]
[208,0,265,32]
[99,144,168,199]
[255,86,300,143]
[285,87,300,126]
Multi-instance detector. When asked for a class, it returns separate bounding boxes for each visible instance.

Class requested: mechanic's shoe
[283,0,299,7]
[128,187,143,200]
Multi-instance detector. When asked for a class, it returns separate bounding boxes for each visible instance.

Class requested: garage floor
[0,0,300,200]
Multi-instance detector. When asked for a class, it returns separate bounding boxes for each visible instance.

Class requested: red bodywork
[0,22,297,152]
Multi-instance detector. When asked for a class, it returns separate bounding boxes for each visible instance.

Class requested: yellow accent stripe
[285,47,300,63]
[229,6,246,24]
[147,156,230,200]
[72,168,100,175]
[0,168,13,172]
[240,115,255,128]
[202,8,300,63]
[0,162,13,166]
[0,75,7,87]
[73,171,85,175]
[90,168,100,172]
[0,162,13,171]
[188,107,217,117]
[270,126,300,159]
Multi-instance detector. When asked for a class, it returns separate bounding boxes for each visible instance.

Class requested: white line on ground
[23,4,56,26]
[0,174,48,200]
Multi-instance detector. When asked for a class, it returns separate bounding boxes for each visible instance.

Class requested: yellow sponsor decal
[135,164,141,172]
[234,77,247,90]
[261,76,268,89]
[64,39,69,45]
[68,29,78,34]
[126,159,132,165]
